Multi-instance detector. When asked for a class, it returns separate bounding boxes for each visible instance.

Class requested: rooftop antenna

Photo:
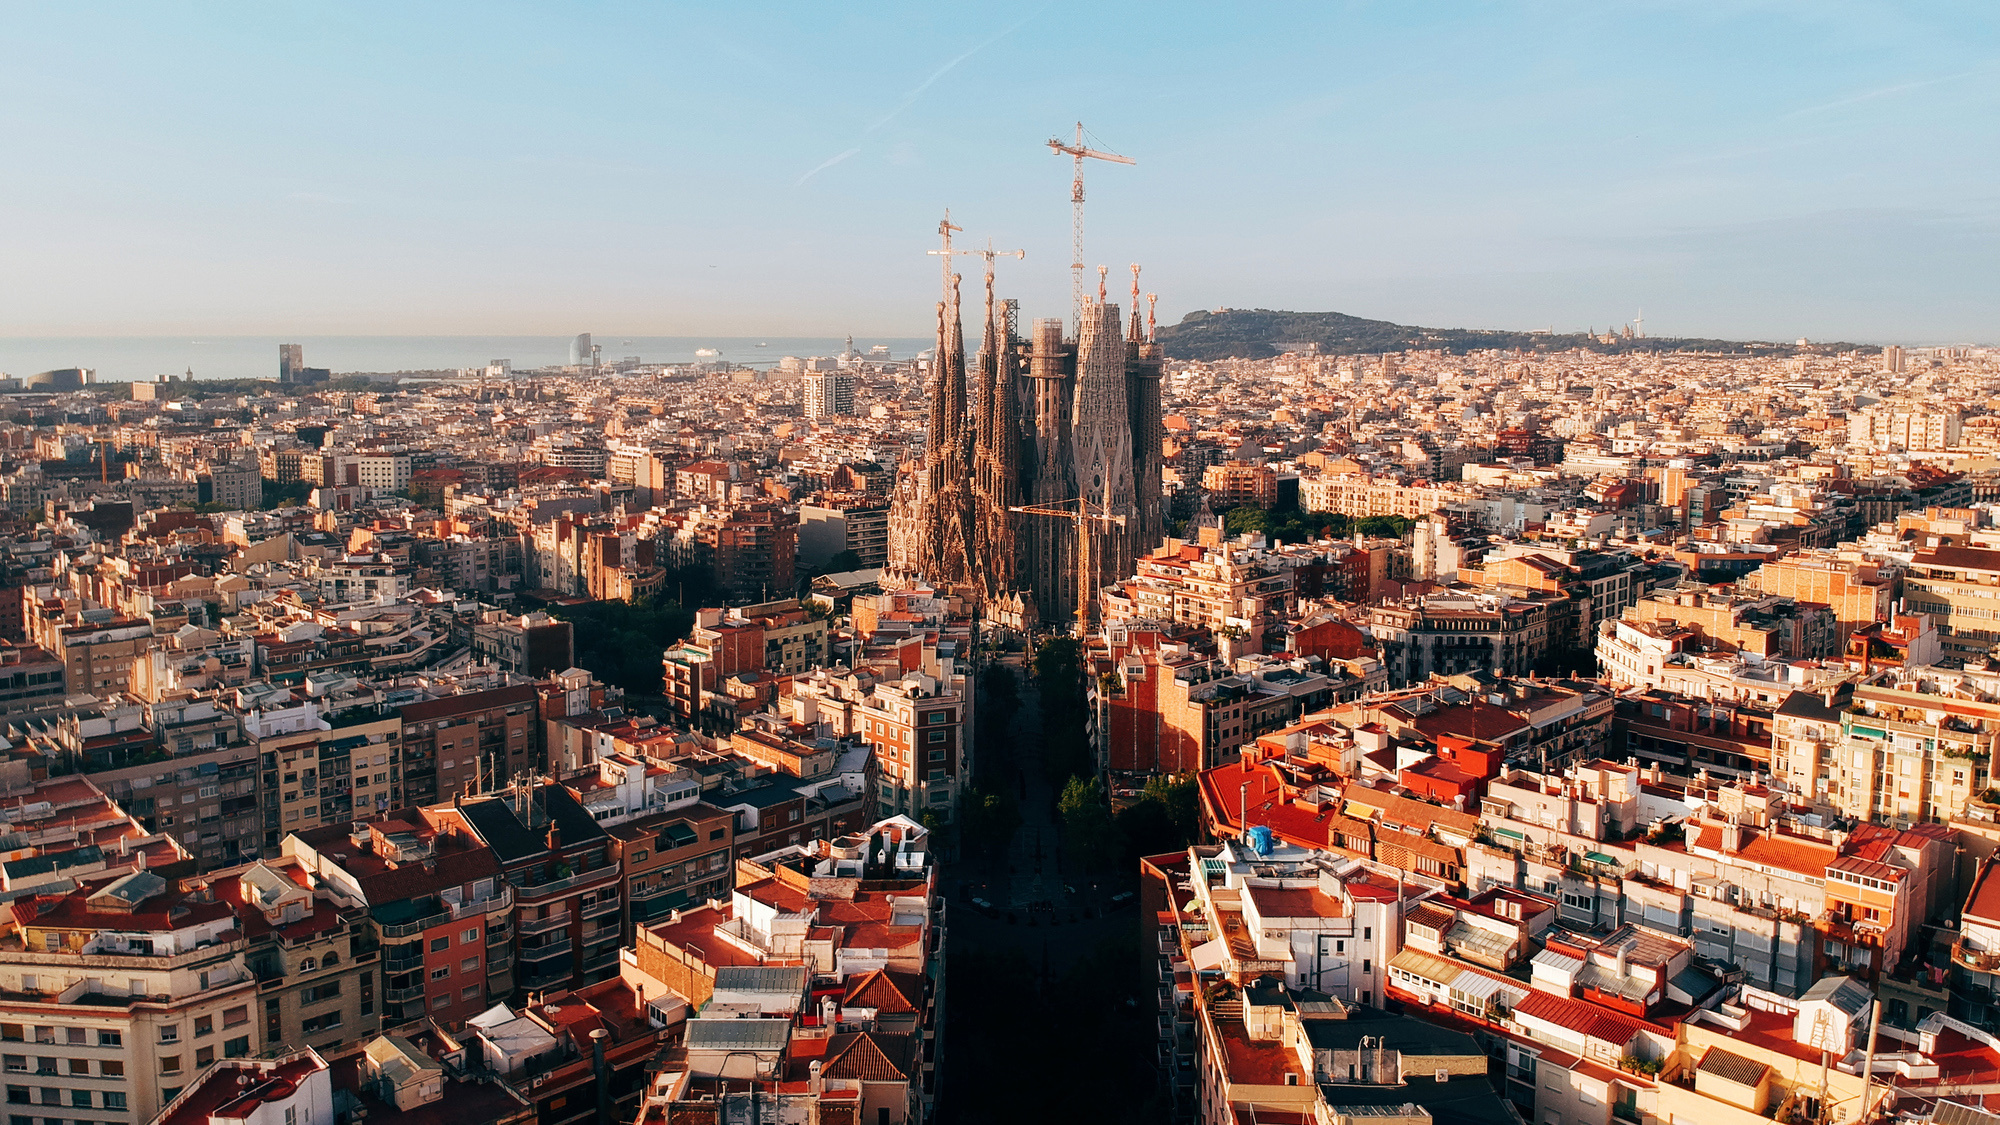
[1046,122,1135,331]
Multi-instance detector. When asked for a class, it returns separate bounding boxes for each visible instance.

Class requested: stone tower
[972,274,1021,600]
[1023,316,1075,624]
[916,277,977,591]
[1070,294,1136,624]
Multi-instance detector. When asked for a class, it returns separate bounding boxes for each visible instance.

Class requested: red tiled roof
[1513,989,1652,1047]
[841,969,921,1015]
[821,1032,912,1082]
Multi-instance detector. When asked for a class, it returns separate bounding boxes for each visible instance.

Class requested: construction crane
[1008,497,1126,636]
[927,238,1025,288]
[1046,122,1134,329]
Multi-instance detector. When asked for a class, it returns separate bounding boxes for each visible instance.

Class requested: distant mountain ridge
[1152,308,1876,361]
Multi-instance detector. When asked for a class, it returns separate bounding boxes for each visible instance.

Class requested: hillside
[1152,308,1874,362]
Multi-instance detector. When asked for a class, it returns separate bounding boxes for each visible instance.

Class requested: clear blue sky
[4,2,1995,342]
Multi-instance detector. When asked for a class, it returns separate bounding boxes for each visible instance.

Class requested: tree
[545,596,695,695]
[959,786,1022,865]
[1034,637,1090,783]
[1058,776,1117,872]
[825,549,864,573]
[1141,773,1202,843]
[1223,506,1266,536]
[1355,514,1414,539]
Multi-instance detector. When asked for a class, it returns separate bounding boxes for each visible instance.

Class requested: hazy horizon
[2,4,1995,342]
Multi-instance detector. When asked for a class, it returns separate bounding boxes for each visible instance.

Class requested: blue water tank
[1247,825,1275,857]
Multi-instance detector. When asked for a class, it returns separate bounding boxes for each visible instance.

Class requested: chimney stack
[590,1028,611,1125]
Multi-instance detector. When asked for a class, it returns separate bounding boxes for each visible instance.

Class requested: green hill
[1153,308,1875,361]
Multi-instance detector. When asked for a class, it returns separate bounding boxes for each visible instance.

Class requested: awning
[1585,851,1618,866]
[1344,799,1383,820]
[1491,826,1526,842]
[1190,939,1228,972]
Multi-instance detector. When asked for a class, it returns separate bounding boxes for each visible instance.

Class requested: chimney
[590,1028,611,1125]
[547,822,561,854]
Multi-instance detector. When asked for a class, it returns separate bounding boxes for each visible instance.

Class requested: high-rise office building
[279,343,303,383]
[569,333,593,367]
[803,371,856,418]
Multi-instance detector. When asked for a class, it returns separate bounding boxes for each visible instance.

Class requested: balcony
[518,939,573,964]
[582,948,618,973]
[486,952,514,974]
[377,910,449,940]
[509,863,621,900]
[581,925,621,948]
[487,926,511,946]
[383,983,424,1004]
[580,897,620,921]
[518,911,571,936]
[452,887,514,920]
[1956,943,2000,972]
[382,951,424,973]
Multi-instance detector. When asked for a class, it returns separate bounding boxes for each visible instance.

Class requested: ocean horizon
[0,336,936,384]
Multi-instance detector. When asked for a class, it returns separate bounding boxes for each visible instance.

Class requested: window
[159,1026,180,1044]
[926,731,946,743]
[221,1007,248,1029]
[462,928,479,944]
[195,1046,215,1068]
[2,1088,22,1106]
[66,1060,87,1076]
[71,1088,92,1108]
[105,1091,127,1110]
[194,1016,212,1038]
[61,1030,82,1048]
[301,983,341,1005]
[0,1061,15,1076]
[709,828,724,841]
[431,967,450,981]
[430,937,449,952]
[631,850,648,863]
[1363,927,1371,941]
[36,1089,56,1107]
[461,986,480,1001]
[160,1055,182,1074]
[461,958,479,974]
[100,1060,122,1078]
[97,1032,120,1048]
[223,1037,249,1059]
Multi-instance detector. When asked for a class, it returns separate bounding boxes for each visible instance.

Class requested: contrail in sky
[795,147,861,187]
[795,3,1053,186]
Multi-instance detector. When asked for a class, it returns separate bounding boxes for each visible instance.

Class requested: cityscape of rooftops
[0,5,1997,1125]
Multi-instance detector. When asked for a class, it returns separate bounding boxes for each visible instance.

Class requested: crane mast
[1046,122,1134,331]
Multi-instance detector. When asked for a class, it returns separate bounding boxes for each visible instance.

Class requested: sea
[0,336,936,383]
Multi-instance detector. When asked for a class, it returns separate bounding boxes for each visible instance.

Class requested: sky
[2,1,1996,343]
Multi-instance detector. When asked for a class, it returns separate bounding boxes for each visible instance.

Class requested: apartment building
[0,872,259,1123]
[1902,545,2000,658]
[1773,669,1997,826]
[1746,552,1897,649]
[789,668,971,823]
[436,783,623,997]
[285,812,516,1029]
[192,858,381,1056]
[1848,404,1961,451]
[1367,595,1553,687]
[398,682,541,807]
